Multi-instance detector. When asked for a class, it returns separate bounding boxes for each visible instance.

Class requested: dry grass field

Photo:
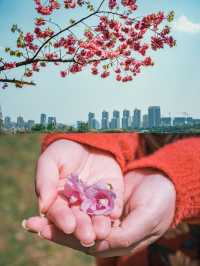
[0,133,94,266]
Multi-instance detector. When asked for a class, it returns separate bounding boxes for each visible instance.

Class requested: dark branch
[0,78,36,86]
[97,0,106,12]
[0,58,75,72]
[31,8,100,61]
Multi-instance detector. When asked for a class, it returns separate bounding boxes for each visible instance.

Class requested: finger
[72,207,96,247]
[92,235,158,258]
[39,224,90,254]
[47,196,76,234]
[107,176,124,220]
[22,216,49,233]
[92,216,111,240]
[98,206,157,250]
[86,151,124,219]
[36,154,59,214]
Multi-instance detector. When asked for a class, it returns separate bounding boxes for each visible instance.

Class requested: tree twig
[0,78,36,86]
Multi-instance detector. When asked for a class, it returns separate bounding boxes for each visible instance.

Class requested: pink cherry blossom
[63,174,116,216]
[81,182,116,215]
[64,174,86,206]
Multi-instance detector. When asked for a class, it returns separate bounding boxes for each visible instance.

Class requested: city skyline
[0,1,200,124]
[2,105,200,131]
[0,103,199,126]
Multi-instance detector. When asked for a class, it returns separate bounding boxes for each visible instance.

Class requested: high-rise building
[148,106,161,128]
[40,113,47,126]
[17,116,25,129]
[122,109,131,130]
[161,117,171,127]
[88,112,95,129]
[132,109,141,129]
[142,114,149,128]
[88,113,99,130]
[101,110,109,129]
[110,110,120,129]
[48,116,56,126]
[4,116,12,129]
[27,120,35,130]
[0,106,3,130]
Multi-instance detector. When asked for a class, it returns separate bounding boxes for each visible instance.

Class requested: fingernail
[39,212,46,218]
[80,241,95,247]
[21,219,28,230]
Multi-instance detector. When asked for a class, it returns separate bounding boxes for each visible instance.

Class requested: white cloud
[173,15,200,34]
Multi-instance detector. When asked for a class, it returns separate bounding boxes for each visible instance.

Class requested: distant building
[186,117,193,125]
[122,109,131,130]
[110,110,120,129]
[101,110,109,129]
[56,123,66,130]
[40,113,47,126]
[148,106,161,128]
[88,112,99,129]
[48,116,56,126]
[132,109,141,129]
[193,119,200,125]
[17,116,25,129]
[27,120,35,130]
[173,117,186,126]
[161,117,171,127]
[4,116,12,129]
[142,114,149,128]
[88,112,95,129]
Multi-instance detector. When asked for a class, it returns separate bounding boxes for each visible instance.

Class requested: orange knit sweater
[41,132,200,228]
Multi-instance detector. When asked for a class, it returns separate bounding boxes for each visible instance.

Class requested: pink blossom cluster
[2,1,176,86]
[63,174,116,216]
[53,35,77,55]
[25,33,39,52]
[35,17,46,26]
[64,0,84,9]
[34,27,54,39]
[4,62,17,70]
[121,0,137,11]
[34,0,60,15]
[24,69,33,77]
[109,0,117,9]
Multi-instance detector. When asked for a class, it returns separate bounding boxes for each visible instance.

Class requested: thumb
[35,154,59,214]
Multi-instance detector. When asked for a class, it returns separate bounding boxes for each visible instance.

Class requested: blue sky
[0,0,200,124]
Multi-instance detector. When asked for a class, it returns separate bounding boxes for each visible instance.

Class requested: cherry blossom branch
[31,1,107,61]
[0,1,176,88]
[0,58,75,72]
[0,78,36,86]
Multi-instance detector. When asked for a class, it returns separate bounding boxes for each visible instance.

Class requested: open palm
[33,139,124,246]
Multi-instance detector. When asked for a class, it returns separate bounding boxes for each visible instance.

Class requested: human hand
[90,169,176,257]
[25,139,124,247]
[23,169,175,258]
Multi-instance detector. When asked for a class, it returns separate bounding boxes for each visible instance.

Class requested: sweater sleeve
[40,132,139,173]
[125,136,200,227]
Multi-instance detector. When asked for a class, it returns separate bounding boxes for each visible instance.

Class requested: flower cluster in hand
[63,174,116,216]
[0,0,176,89]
